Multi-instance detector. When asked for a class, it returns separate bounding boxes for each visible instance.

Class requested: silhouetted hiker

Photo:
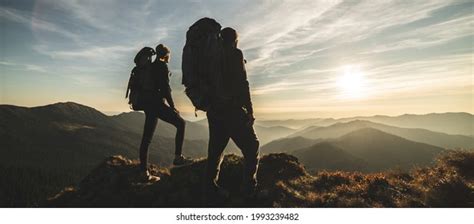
[182,18,260,199]
[127,45,193,181]
[206,27,260,198]
[126,47,160,181]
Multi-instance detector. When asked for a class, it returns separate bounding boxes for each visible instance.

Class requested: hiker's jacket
[151,60,175,108]
[213,45,253,114]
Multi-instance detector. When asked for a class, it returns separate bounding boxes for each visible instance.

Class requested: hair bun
[156,44,170,57]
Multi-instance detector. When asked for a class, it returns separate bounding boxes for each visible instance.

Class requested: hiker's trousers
[139,102,185,170]
[206,105,260,188]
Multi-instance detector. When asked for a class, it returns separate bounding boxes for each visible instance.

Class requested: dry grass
[47,150,474,207]
[275,150,473,207]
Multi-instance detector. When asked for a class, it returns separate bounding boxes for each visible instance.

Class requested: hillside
[289,120,473,149]
[47,151,474,207]
[260,136,316,154]
[292,142,368,172]
[0,102,208,206]
[0,102,207,167]
[263,128,444,172]
[332,128,443,171]
[1,102,471,207]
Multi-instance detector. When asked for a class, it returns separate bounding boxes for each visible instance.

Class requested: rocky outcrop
[47,151,474,208]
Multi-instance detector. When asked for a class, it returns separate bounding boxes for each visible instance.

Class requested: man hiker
[205,27,260,198]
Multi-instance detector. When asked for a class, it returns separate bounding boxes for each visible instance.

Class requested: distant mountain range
[1,101,472,206]
[1,102,470,170]
[331,128,443,171]
[258,112,474,136]
[0,102,208,169]
[264,128,443,172]
[260,136,316,154]
[289,120,474,149]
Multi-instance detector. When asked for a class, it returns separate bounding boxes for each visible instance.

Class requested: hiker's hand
[246,113,255,127]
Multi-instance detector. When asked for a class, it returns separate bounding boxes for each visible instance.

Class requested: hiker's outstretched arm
[163,72,175,108]
[237,50,253,115]
[242,79,253,115]
[158,63,175,108]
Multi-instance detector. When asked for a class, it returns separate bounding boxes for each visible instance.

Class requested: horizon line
[1,101,472,121]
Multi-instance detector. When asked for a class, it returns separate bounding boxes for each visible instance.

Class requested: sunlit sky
[1,0,473,119]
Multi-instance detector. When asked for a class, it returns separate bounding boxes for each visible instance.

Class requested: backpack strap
[125,67,137,98]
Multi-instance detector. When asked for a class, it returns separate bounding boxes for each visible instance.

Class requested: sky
[0,0,473,120]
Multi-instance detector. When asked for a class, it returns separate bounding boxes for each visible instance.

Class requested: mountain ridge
[267,128,444,172]
[332,128,443,171]
[258,112,473,135]
[1,101,471,207]
[292,142,368,172]
[288,119,473,149]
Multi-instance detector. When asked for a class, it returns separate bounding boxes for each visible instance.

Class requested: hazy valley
[0,102,473,206]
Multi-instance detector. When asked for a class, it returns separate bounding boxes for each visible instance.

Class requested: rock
[46,153,309,207]
[46,151,474,207]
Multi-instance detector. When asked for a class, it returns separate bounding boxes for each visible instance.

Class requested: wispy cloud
[0,61,47,73]
[364,14,474,54]
[364,54,473,95]
[33,44,137,61]
[253,81,303,95]
[241,0,457,75]
[40,0,152,32]
[1,0,472,116]
[0,6,80,41]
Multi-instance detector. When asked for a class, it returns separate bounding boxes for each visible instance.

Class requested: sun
[337,65,367,99]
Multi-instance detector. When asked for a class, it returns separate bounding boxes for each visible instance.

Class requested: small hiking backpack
[182,17,223,113]
[126,47,155,111]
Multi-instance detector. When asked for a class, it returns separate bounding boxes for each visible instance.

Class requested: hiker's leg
[206,113,230,186]
[157,104,186,156]
[139,110,159,171]
[231,111,260,188]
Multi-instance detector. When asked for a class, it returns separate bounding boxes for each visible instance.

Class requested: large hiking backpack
[126,47,155,111]
[125,66,142,111]
[182,17,222,113]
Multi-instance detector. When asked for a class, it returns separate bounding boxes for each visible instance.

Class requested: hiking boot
[173,155,193,166]
[140,170,160,182]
